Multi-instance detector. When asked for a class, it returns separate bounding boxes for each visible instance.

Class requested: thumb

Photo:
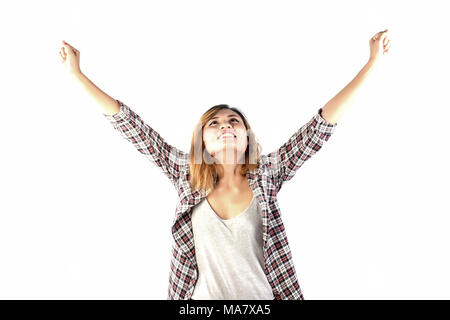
[62,45,72,55]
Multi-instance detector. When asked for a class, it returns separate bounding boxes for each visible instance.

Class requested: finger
[63,40,74,48]
[59,51,65,59]
[62,43,76,55]
[384,39,390,47]
[63,45,76,56]
[63,45,71,54]
[68,44,78,53]
[374,29,388,40]
[69,46,78,55]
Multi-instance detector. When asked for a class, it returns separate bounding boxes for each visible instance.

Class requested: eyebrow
[210,114,239,120]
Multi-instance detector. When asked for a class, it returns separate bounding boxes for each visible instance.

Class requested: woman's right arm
[59,40,119,116]
[103,100,190,187]
[72,72,120,116]
[59,40,189,187]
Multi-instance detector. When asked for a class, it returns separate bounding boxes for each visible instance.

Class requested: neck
[216,164,245,189]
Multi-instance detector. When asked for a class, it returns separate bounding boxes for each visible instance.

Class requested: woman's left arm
[321,29,392,125]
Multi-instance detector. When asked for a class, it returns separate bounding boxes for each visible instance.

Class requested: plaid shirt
[103,100,337,300]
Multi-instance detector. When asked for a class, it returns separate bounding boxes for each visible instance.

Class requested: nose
[220,122,232,129]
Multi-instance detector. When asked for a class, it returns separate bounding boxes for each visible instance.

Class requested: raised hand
[369,29,391,63]
[59,40,82,75]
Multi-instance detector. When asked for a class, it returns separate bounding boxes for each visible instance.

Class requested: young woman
[59,30,391,300]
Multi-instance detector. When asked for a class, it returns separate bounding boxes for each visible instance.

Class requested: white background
[0,0,449,299]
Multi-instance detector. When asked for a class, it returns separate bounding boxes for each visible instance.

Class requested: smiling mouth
[219,133,236,139]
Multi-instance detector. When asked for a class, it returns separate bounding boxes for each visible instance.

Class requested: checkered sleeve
[103,99,189,187]
[265,108,337,191]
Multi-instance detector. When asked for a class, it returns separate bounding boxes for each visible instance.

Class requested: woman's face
[202,109,248,164]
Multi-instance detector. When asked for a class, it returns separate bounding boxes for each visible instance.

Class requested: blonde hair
[188,104,262,193]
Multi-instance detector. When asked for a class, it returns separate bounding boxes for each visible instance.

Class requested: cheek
[203,129,218,146]
[236,129,249,148]
[236,127,248,139]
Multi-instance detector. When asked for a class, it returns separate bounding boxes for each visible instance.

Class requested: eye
[209,118,239,126]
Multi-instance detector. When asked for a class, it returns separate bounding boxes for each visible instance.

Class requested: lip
[220,133,236,139]
[218,131,236,139]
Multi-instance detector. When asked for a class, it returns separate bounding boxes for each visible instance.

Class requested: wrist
[71,70,85,79]
[367,58,381,67]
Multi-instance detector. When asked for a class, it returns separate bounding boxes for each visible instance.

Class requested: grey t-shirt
[190,194,274,300]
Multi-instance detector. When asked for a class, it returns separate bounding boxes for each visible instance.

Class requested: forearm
[321,59,380,125]
[72,72,120,116]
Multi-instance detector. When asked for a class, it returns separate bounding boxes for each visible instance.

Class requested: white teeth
[220,133,235,138]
